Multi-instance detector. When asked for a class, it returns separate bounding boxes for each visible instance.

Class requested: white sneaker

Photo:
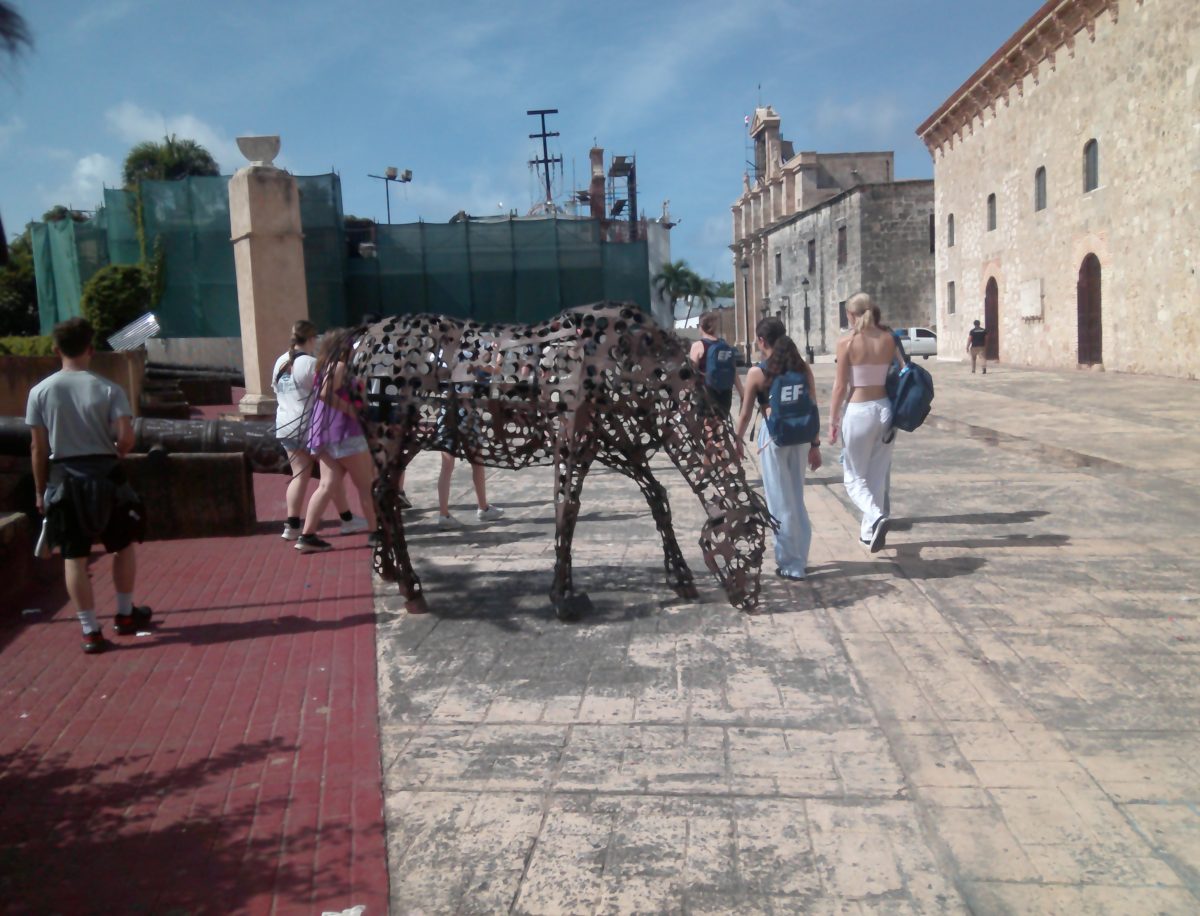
[281,525,300,541]
[437,514,462,530]
[339,515,369,535]
[476,505,504,523]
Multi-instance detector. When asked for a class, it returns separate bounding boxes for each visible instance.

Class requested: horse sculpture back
[346,301,771,619]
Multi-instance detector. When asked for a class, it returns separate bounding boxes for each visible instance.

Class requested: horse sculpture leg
[367,435,428,615]
[601,454,698,600]
[550,443,596,621]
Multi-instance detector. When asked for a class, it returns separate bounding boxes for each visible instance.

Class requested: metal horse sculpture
[347,301,772,620]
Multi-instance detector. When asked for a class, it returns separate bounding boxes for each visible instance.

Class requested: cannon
[0,416,289,474]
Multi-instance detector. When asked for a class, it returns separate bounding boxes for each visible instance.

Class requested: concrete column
[228,136,309,417]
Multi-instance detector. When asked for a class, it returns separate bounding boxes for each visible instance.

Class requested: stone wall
[764,182,934,353]
[928,0,1200,377]
[860,182,937,330]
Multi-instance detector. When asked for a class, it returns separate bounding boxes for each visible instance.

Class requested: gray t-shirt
[25,370,133,459]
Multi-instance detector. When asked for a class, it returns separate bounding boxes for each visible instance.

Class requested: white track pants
[841,399,894,541]
[758,424,811,577]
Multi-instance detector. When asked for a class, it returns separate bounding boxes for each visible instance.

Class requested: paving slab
[376,359,1200,914]
[1,472,388,915]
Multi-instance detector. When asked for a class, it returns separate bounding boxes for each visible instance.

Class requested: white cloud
[43,153,120,212]
[104,101,240,174]
[72,0,137,34]
[0,116,24,150]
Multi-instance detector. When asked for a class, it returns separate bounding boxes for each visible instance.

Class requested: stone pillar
[228,135,308,417]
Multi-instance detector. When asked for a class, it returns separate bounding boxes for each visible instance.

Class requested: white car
[895,327,937,359]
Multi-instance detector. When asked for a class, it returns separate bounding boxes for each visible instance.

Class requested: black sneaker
[775,567,806,581]
[870,516,890,553]
[113,606,153,635]
[295,534,333,553]
[82,629,110,654]
[396,490,412,510]
[367,529,383,548]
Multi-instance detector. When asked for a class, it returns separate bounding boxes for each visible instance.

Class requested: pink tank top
[850,363,889,387]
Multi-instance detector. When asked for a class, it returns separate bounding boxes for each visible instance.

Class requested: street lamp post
[367,166,412,224]
[740,259,751,362]
[801,276,814,364]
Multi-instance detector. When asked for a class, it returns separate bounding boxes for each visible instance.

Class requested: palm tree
[122,135,220,187]
[653,259,702,322]
[0,2,31,62]
[685,277,722,323]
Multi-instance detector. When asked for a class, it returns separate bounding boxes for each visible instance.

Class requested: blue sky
[2,0,1037,281]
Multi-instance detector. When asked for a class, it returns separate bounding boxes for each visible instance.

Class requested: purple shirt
[306,374,360,451]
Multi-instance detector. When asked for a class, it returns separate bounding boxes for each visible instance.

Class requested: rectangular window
[807,239,815,273]
[947,281,956,315]
[928,213,935,253]
[987,194,997,231]
[837,226,847,266]
[774,251,782,285]
[948,214,955,248]
[839,300,848,329]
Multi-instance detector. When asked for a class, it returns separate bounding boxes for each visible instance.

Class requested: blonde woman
[829,292,896,552]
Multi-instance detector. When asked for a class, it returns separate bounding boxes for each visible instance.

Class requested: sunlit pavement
[376,359,1200,913]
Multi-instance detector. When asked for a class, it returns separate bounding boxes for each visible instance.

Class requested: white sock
[117,592,133,615]
[77,610,98,635]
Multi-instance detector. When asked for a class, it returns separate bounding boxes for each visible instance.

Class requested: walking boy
[26,318,150,654]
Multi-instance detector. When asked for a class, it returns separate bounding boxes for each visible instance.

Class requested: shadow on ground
[0,739,346,915]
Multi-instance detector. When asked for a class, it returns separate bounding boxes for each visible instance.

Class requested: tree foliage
[122,134,220,188]
[81,264,153,349]
[0,231,38,336]
[42,205,89,223]
[0,2,32,62]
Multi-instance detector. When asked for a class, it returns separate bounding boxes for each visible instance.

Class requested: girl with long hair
[734,316,822,580]
[295,328,379,553]
[829,292,896,552]
[271,321,365,542]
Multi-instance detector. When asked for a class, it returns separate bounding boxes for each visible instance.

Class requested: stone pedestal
[229,156,309,417]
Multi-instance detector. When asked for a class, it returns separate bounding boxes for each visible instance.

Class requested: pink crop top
[850,363,889,387]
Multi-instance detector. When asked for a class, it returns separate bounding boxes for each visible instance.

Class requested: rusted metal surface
[0,416,289,475]
[349,301,771,620]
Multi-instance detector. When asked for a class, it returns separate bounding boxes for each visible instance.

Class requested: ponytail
[847,292,881,335]
[754,316,808,387]
[275,320,319,383]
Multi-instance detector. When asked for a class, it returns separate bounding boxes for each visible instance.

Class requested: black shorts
[699,385,733,418]
[45,459,145,560]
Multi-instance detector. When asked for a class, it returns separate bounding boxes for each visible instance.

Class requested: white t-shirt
[272,351,317,440]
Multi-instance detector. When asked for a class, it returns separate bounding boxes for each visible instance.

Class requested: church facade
[917,0,1199,377]
[731,108,934,360]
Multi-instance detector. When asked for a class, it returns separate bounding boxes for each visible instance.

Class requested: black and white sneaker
[295,534,333,553]
[869,517,890,553]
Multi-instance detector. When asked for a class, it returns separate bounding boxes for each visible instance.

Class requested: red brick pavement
[0,471,388,915]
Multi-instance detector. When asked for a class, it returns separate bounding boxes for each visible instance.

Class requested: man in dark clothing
[966,320,988,374]
[26,318,150,654]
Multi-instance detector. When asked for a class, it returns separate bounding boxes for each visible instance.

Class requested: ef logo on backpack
[766,371,820,446]
[705,339,737,392]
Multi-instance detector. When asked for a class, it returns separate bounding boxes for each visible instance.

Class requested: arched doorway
[1077,254,1102,365]
[984,277,999,360]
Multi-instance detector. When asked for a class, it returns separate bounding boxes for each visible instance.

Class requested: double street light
[368,166,412,224]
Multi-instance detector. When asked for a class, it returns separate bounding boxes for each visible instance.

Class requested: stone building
[731,107,935,359]
[917,0,1199,378]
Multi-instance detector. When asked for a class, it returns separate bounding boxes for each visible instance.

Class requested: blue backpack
[766,369,820,446]
[886,359,934,432]
[704,339,737,392]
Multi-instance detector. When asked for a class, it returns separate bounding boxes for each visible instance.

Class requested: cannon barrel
[0,415,289,474]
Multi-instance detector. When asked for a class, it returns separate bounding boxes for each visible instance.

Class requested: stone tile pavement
[376,360,1200,914]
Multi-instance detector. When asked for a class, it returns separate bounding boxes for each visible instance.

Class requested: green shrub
[0,335,55,356]
[81,264,152,349]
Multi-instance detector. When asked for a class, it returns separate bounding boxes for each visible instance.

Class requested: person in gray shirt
[25,317,150,654]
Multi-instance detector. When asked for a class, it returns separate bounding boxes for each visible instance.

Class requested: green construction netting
[32,176,649,337]
[347,218,648,326]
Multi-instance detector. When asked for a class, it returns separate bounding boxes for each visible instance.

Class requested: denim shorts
[279,436,305,453]
[319,434,368,460]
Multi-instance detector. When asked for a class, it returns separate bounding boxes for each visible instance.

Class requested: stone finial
[236,135,281,168]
